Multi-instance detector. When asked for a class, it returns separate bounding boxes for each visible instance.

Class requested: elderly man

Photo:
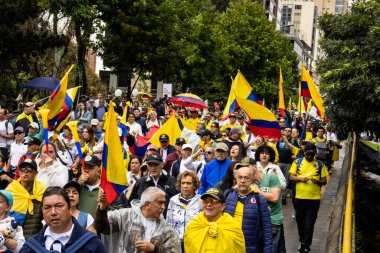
[249,158,284,252]
[129,154,177,216]
[184,187,245,253]
[96,187,181,253]
[224,165,273,253]
[20,186,106,253]
[198,142,231,194]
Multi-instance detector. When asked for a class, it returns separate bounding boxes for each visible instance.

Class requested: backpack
[296,157,323,180]
[24,231,97,253]
[313,138,329,161]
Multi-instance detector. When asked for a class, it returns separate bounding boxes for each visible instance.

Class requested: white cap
[28,122,39,130]
[182,144,193,150]
[90,119,99,126]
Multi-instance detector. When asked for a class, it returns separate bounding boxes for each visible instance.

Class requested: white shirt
[0,121,13,148]
[44,224,74,251]
[9,141,27,166]
[126,122,142,136]
[162,148,168,162]
[141,216,157,242]
[86,183,100,192]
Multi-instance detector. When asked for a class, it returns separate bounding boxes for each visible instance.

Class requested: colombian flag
[222,70,262,118]
[45,65,75,130]
[139,92,154,100]
[101,103,128,204]
[235,95,281,141]
[55,87,80,132]
[7,179,46,225]
[301,65,325,119]
[278,68,286,117]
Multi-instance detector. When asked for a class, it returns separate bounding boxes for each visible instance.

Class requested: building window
[295,5,302,9]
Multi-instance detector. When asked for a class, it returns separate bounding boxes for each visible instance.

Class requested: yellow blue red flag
[278,68,286,117]
[301,65,325,119]
[55,86,80,132]
[100,102,128,204]
[149,115,182,147]
[45,65,75,130]
[235,95,281,140]
[222,70,262,118]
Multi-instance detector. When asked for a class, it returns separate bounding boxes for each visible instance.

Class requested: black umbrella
[23,77,64,91]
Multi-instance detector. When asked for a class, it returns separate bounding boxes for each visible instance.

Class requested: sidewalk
[283,146,345,252]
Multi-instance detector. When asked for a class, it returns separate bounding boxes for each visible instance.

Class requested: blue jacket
[19,217,107,253]
[224,189,272,253]
[198,158,231,194]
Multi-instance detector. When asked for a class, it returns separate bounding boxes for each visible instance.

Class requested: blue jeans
[272,224,286,253]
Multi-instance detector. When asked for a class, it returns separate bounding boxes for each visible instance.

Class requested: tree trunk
[75,21,87,93]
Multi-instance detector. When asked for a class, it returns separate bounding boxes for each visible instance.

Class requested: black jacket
[129,171,178,217]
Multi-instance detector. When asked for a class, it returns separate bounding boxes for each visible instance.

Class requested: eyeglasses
[20,167,34,173]
[202,198,221,206]
[221,134,228,137]
[211,125,216,128]
[236,175,251,181]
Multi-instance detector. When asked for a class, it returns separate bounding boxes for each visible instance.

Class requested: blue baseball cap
[0,190,13,207]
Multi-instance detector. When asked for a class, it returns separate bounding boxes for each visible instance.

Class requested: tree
[211,0,299,106]
[97,0,298,104]
[318,0,380,133]
[39,0,98,92]
[0,0,66,93]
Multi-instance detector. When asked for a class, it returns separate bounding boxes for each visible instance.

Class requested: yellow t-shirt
[305,131,313,141]
[233,201,244,227]
[289,158,328,200]
[187,118,204,126]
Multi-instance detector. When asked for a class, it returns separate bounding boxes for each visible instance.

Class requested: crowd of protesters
[0,92,345,252]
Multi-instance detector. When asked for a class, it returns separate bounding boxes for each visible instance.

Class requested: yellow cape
[6,179,47,215]
[184,211,245,253]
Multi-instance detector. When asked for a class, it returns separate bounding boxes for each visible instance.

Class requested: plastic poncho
[100,200,181,253]
[184,211,245,253]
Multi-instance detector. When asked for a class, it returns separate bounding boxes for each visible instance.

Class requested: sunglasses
[206,151,214,155]
[202,198,221,206]
[15,131,23,135]
[20,167,35,173]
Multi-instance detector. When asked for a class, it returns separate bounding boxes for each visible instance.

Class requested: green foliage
[211,0,299,105]
[318,0,380,133]
[39,0,99,92]
[97,0,299,104]
[0,0,67,93]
